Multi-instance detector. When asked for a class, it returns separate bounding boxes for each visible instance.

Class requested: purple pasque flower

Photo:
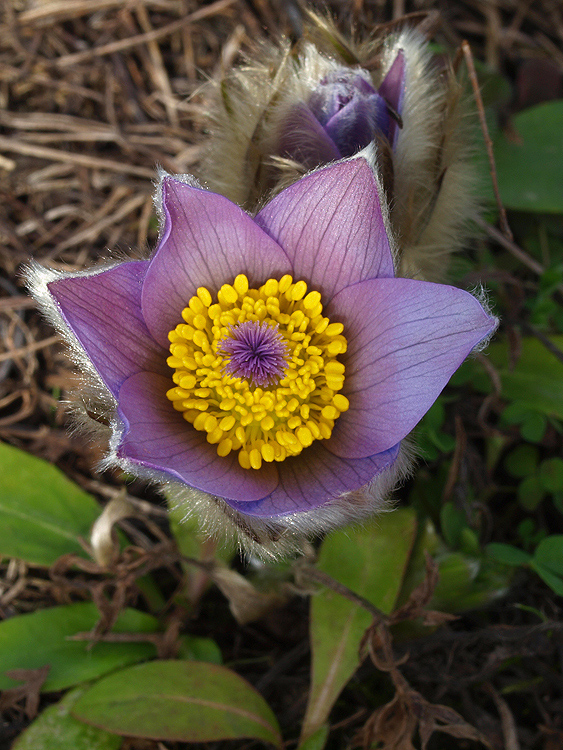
[28,158,495,549]
[277,52,405,168]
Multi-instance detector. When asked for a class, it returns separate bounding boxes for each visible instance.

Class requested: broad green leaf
[472,336,563,419]
[520,412,547,443]
[177,635,222,664]
[534,535,563,577]
[72,660,283,747]
[432,552,511,612]
[539,458,563,493]
[486,543,532,567]
[0,602,158,692]
[0,442,103,565]
[301,509,416,742]
[517,475,545,512]
[504,445,539,479]
[460,527,481,557]
[12,687,122,750]
[490,100,563,212]
[440,502,467,549]
[400,522,511,614]
[530,561,563,596]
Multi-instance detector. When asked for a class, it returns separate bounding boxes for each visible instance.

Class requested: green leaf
[0,603,158,692]
[472,336,563,419]
[167,499,234,605]
[12,687,122,750]
[539,458,563,493]
[530,561,563,596]
[504,445,539,479]
[167,501,234,563]
[460,527,481,557]
[296,724,330,750]
[520,412,547,443]
[72,660,282,747]
[486,543,532,566]
[431,552,511,612]
[177,635,222,664]
[534,535,563,577]
[0,443,103,565]
[440,502,466,549]
[490,100,563,213]
[301,509,416,742]
[517,475,545,512]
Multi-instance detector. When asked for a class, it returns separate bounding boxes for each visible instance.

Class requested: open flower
[28,159,496,554]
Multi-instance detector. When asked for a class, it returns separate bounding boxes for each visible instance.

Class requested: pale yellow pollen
[165,274,349,470]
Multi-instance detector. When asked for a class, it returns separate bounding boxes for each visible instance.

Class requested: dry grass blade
[19,0,172,25]
[52,0,238,67]
[0,135,155,179]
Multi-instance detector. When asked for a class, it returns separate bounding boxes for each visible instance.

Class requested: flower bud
[277,61,402,167]
[200,15,477,283]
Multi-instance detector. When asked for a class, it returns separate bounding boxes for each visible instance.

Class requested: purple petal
[277,103,342,167]
[141,178,292,346]
[377,50,405,147]
[255,159,394,302]
[223,442,400,517]
[48,261,167,398]
[326,278,497,458]
[117,372,278,502]
[308,69,377,126]
[324,94,390,155]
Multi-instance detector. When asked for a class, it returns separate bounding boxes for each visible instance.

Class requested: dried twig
[460,40,512,242]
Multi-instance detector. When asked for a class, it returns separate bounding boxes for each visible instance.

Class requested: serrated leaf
[72,660,282,747]
[0,603,158,692]
[489,100,563,213]
[12,687,122,750]
[0,442,103,565]
[301,509,416,742]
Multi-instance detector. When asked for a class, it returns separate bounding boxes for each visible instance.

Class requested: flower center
[219,320,289,386]
[165,274,349,470]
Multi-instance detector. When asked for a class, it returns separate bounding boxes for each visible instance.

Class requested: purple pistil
[220,320,289,387]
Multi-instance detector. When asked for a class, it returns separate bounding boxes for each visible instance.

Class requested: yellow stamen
[165,274,349,469]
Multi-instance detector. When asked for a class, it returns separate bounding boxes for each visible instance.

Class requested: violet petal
[377,50,406,147]
[326,278,497,458]
[277,103,342,168]
[308,69,377,125]
[255,159,394,302]
[48,261,167,398]
[117,372,279,502]
[324,94,390,155]
[141,178,292,346]
[224,442,400,517]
